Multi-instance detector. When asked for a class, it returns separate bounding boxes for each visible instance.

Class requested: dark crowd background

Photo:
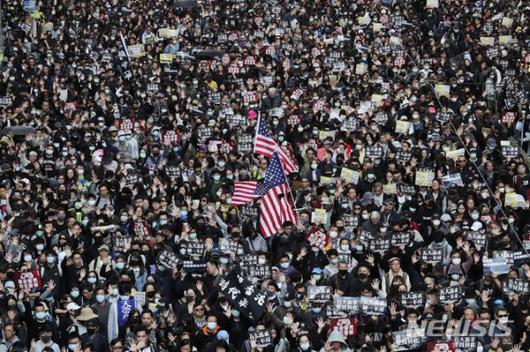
[0,0,529,351]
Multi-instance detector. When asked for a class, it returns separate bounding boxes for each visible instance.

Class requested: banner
[399,292,426,308]
[117,297,136,327]
[216,268,267,321]
[483,257,509,275]
[307,286,333,304]
[420,248,443,263]
[157,249,179,270]
[438,286,461,303]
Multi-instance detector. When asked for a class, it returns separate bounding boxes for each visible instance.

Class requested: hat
[441,214,452,222]
[66,302,81,311]
[312,267,323,274]
[109,126,119,133]
[247,110,257,120]
[4,281,15,289]
[98,244,110,252]
[76,307,98,322]
[471,222,483,231]
[388,257,401,263]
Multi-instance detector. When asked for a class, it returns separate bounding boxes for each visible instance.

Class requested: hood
[327,330,348,347]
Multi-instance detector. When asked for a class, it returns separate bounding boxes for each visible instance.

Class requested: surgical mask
[46,256,55,264]
[432,220,441,226]
[71,290,80,298]
[312,307,321,314]
[213,175,221,181]
[120,215,128,222]
[340,244,349,251]
[283,316,291,324]
[111,288,119,296]
[258,258,267,265]
[24,255,33,262]
[207,322,217,330]
[355,244,363,252]
[477,346,484,352]
[362,212,369,220]
[312,274,321,281]
[96,294,106,303]
[116,262,125,270]
[40,335,51,343]
[159,219,167,225]
[68,344,78,351]
[508,217,515,224]
[280,262,290,269]
[88,199,97,206]
[35,311,47,320]
[300,343,310,351]
[311,246,320,253]
[498,317,508,324]
[481,192,489,199]
[180,248,187,255]
[499,187,505,193]
[452,258,461,265]
[232,309,240,318]
[330,258,338,265]
[451,273,460,281]
[220,257,229,264]
[36,244,44,251]
[329,231,338,238]
[88,277,97,284]
[470,212,479,220]
[218,161,226,168]
[189,232,197,240]
[465,298,476,305]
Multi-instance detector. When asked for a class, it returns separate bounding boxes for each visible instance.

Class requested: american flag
[254,116,298,174]
[232,150,288,206]
[258,153,297,238]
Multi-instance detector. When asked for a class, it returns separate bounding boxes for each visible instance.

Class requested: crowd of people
[0,0,529,351]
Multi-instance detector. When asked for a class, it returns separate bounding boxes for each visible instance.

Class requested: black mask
[339,269,348,277]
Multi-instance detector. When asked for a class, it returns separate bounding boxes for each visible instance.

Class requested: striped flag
[254,116,298,174]
[259,184,298,238]
[257,152,298,238]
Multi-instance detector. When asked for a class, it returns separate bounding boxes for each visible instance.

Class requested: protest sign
[465,231,488,249]
[197,127,212,141]
[365,145,384,159]
[498,35,513,45]
[159,53,173,63]
[442,173,464,188]
[358,231,374,245]
[157,249,179,270]
[237,134,254,153]
[158,28,178,37]
[395,120,411,134]
[383,183,397,195]
[426,0,439,8]
[127,44,146,58]
[480,37,495,46]
[113,236,132,253]
[341,214,358,232]
[340,168,359,185]
[181,261,207,274]
[17,272,40,291]
[122,173,139,188]
[420,248,443,263]
[396,150,411,164]
[216,268,267,321]
[307,286,333,304]
[334,296,361,314]
[393,328,426,351]
[391,232,411,247]
[161,130,180,146]
[187,241,205,257]
[453,336,478,351]
[397,183,416,195]
[250,330,272,347]
[501,146,519,159]
[360,296,386,315]
[135,291,146,307]
[320,176,336,185]
[311,208,328,224]
[328,318,358,337]
[438,286,462,303]
[504,192,526,208]
[306,228,330,250]
[435,84,450,97]
[399,292,426,308]
[503,278,530,296]
[415,168,435,187]
[0,96,13,107]
[369,239,391,253]
[445,148,466,160]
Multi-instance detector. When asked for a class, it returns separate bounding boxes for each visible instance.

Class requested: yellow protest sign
[127,44,146,58]
[158,28,179,38]
[498,35,513,45]
[159,53,173,64]
[340,168,359,185]
[395,120,411,134]
[415,169,435,187]
[505,192,525,208]
[445,148,465,160]
[426,0,439,8]
[373,23,383,32]
[480,37,495,46]
[501,17,513,28]
[435,84,450,97]
[383,183,397,194]
[355,63,368,75]
[320,176,336,186]
[311,208,328,224]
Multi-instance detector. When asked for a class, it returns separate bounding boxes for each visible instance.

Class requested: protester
[0,0,529,351]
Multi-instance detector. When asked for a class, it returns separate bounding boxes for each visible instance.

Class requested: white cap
[66,302,81,311]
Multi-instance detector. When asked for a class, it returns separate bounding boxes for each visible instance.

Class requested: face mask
[46,256,55,264]
[213,175,221,181]
[477,346,484,352]
[410,207,417,213]
[24,255,33,262]
[355,245,363,252]
[311,246,320,253]
[159,219,167,225]
[380,227,387,233]
[330,258,338,265]
[312,274,321,281]
[471,212,479,220]
[180,248,187,255]
[329,231,338,238]
[88,277,97,284]
[158,264,167,272]
[362,213,369,220]
[71,290,80,298]
[465,298,476,305]
[280,262,290,269]
[312,307,321,314]
[339,269,348,277]
[508,217,515,224]
[300,343,311,351]
[283,316,291,324]
[189,232,197,240]
[207,322,217,330]
[451,274,460,281]
[220,257,229,264]
[88,199,97,206]
[498,317,508,324]
[311,163,318,170]
[68,344,78,351]
[35,311,47,320]
[36,244,44,251]
[232,309,240,318]
[452,258,461,265]
[499,187,505,193]
[218,161,226,168]
[298,126,304,132]
[481,192,489,199]
[41,335,51,343]
[120,215,128,222]
[140,151,147,159]
[116,262,125,270]
[96,294,106,303]
[340,244,349,251]
[258,258,267,265]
